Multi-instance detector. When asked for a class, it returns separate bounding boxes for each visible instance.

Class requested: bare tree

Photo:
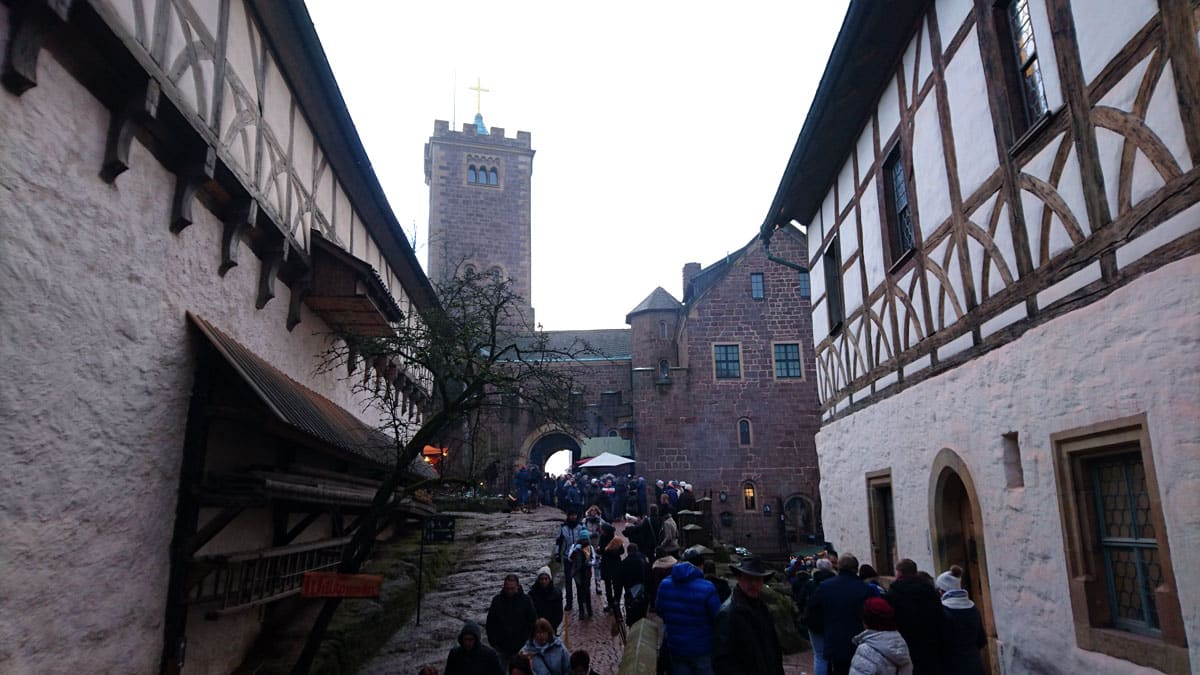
[291,271,592,673]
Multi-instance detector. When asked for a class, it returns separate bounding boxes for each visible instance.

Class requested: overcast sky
[305,1,850,330]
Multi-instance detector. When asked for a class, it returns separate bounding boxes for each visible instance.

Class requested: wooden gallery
[1,1,437,672]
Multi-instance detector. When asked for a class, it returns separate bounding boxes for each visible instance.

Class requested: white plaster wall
[1071,0,1160,86]
[877,78,902,147]
[945,28,1000,200]
[0,15,399,673]
[936,0,973,48]
[912,96,951,238]
[815,254,1200,674]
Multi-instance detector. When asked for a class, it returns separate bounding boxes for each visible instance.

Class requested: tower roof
[626,287,682,323]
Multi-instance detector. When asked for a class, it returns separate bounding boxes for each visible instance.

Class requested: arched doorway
[782,494,818,546]
[527,432,581,473]
[929,449,998,674]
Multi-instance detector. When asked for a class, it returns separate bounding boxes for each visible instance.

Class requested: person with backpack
[555,512,586,611]
[567,534,595,619]
[618,542,650,626]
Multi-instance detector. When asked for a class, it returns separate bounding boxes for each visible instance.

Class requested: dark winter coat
[444,620,504,675]
[486,587,537,658]
[806,570,874,664]
[799,568,836,630]
[618,551,649,594]
[885,576,945,675]
[529,580,564,632]
[713,584,785,675]
[600,536,624,580]
[655,562,722,658]
[940,591,986,675]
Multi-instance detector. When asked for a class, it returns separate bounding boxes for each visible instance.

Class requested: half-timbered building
[761,1,1198,673]
[1,1,436,672]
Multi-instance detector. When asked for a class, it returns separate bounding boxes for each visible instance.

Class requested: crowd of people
[422,470,986,675]
[789,553,987,675]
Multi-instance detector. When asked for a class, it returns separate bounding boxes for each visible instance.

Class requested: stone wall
[632,230,822,555]
[815,253,1200,674]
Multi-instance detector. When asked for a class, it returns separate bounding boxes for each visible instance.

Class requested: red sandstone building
[425,117,822,554]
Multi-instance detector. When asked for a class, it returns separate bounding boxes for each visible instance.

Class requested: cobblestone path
[359,508,814,674]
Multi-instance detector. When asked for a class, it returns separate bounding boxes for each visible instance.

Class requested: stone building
[2,2,436,672]
[760,0,1198,673]
[425,118,822,554]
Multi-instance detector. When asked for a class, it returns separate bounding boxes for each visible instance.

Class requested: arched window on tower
[738,418,752,446]
[488,168,499,185]
[467,165,477,183]
[742,481,757,511]
[462,264,476,278]
[659,320,668,339]
[488,266,502,282]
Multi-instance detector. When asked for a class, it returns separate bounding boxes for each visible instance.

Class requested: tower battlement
[431,120,533,150]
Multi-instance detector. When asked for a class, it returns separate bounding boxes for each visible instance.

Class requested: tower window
[467,165,477,183]
[750,273,765,300]
[488,168,499,185]
[773,343,803,378]
[742,481,757,511]
[714,344,741,379]
[659,320,668,339]
[658,359,670,379]
[738,419,752,446]
[798,270,811,299]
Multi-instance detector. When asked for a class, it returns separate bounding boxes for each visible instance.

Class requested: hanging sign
[301,572,383,598]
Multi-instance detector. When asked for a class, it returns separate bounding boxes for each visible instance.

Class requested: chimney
[682,262,701,299]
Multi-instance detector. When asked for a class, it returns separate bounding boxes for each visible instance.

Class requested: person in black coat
[617,542,650,625]
[444,619,504,675]
[805,554,874,675]
[886,559,945,675]
[937,569,986,675]
[486,574,538,664]
[529,566,564,633]
[713,557,784,675]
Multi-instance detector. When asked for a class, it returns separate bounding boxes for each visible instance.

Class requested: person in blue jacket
[655,548,722,674]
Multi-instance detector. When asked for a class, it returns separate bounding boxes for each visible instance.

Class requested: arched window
[659,320,668,339]
[488,168,499,185]
[608,429,618,437]
[462,264,476,278]
[467,165,477,183]
[489,266,502,282]
[658,359,670,379]
[738,418,752,446]
[742,481,757,511]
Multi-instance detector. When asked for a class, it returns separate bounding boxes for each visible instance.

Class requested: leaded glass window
[1090,454,1162,635]
[1007,0,1048,128]
[884,150,916,262]
[798,270,811,299]
[750,272,765,299]
[714,344,741,379]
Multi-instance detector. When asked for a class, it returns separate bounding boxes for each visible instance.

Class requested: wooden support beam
[286,276,311,331]
[100,78,160,183]
[169,146,216,234]
[256,241,286,309]
[187,506,243,555]
[1,0,73,95]
[282,511,322,545]
[219,198,255,276]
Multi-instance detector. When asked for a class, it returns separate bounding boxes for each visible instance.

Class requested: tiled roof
[189,312,434,478]
[626,287,682,321]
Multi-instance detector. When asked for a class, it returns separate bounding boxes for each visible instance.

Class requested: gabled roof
[684,238,756,304]
[761,0,930,233]
[625,287,682,322]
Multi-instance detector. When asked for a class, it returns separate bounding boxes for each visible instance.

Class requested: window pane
[824,237,844,329]
[738,420,751,445]
[751,273,764,299]
[715,345,741,378]
[468,167,476,183]
[775,343,802,378]
[798,270,811,299]
[489,168,498,185]
[1096,459,1134,539]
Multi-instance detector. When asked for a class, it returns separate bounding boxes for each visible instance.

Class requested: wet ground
[360,506,814,674]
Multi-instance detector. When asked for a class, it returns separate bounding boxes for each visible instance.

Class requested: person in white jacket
[850,596,914,675]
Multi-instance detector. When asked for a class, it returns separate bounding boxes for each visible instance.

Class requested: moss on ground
[307,531,463,675]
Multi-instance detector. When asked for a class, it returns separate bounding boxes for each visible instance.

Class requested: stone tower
[425,117,536,324]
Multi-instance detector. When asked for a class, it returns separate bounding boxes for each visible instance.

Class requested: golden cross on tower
[468,77,489,116]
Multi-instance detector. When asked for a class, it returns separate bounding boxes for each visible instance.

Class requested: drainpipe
[760,224,809,273]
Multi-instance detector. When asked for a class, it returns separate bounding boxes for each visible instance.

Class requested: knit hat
[862,596,897,630]
[936,570,962,592]
[537,566,551,580]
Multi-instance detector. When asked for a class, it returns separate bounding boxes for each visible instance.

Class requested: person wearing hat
[849,597,913,674]
[529,566,564,633]
[713,557,784,675]
[555,511,586,611]
[936,567,985,675]
[444,619,504,675]
[656,546,722,674]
